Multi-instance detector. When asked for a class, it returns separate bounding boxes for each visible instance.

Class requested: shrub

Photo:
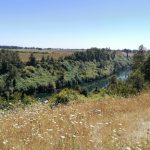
[110,75,117,84]
[21,94,36,105]
[0,97,9,109]
[99,88,107,97]
[129,70,144,92]
[50,88,79,105]
[22,66,36,78]
[0,92,36,110]
[78,87,89,97]
[107,81,137,97]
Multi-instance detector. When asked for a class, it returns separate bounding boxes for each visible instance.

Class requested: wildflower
[46,129,53,132]
[136,147,142,150]
[44,100,48,103]
[61,136,65,139]
[95,109,101,113]
[125,146,131,150]
[3,139,8,145]
[38,134,44,139]
[97,123,103,125]
[90,125,94,128]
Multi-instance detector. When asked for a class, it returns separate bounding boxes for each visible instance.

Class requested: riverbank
[79,68,131,92]
[35,68,131,101]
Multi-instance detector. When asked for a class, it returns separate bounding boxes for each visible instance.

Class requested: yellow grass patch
[0,91,150,149]
[18,51,74,62]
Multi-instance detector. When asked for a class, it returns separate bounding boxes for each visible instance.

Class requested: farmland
[18,50,75,62]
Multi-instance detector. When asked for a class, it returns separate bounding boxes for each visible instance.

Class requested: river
[80,68,131,93]
[36,68,131,101]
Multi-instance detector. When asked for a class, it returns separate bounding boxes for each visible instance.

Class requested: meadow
[18,50,75,62]
[0,91,150,150]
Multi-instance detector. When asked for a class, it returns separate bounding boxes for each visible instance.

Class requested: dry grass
[18,51,74,62]
[0,91,150,150]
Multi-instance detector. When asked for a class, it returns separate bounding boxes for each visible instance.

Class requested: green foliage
[16,67,56,94]
[0,97,9,109]
[27,53,37,66]
[20,93,36,105]
[129,70,144,92]
[110,75,117,84]
[78,87,89,97]
[99,88,107,97]
[65,48,111,62]
[105,45,147,97]
[0,48,132,109]
[0,92,36,109]
[133,45,145,70]
[50,88,79,105]
[0,49,22,74]
[107,81,137,97]
[22,66,36,78]
[142,55,150,81]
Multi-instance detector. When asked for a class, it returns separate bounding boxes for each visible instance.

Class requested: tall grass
[0,91,150,149]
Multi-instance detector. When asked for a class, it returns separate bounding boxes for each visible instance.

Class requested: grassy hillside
[0,91,150,150]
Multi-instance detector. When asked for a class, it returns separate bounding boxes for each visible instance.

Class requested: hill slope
[0,91,150,150]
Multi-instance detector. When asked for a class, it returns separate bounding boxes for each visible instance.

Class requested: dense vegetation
[0,47,132,108]
[106,45,150,97]
[0,44,150,109]
[48,45,150,106]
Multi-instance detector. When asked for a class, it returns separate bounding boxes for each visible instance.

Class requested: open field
[0,91,150,150]
[18,51,75,62]
[2,48,132,62]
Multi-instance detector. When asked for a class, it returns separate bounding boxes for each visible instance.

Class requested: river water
[81,69,131,93]
[36,69,131,101]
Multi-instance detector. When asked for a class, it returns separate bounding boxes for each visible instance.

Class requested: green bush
[50,88,79,105]
[0,97,9,109]
[0,92,36,109]
[22,66,36,78]
[107,81,137,97]
[99,88,107,97]
[78,87,89,97]
[129,70,144,92]
[21,94,36,105]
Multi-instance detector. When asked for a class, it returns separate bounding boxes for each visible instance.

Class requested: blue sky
[0,0,150,49]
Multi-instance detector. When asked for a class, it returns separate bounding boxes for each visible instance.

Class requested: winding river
[80,68,131,93]
[36,68,131,101]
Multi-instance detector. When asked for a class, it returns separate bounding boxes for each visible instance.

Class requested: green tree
[4,65,17,100]
[129,70,144,92]
[142,55,150,81]
[110,75,117,84]
[133,45,145,70]
[41,55,45,62]
[28,53,37,66]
